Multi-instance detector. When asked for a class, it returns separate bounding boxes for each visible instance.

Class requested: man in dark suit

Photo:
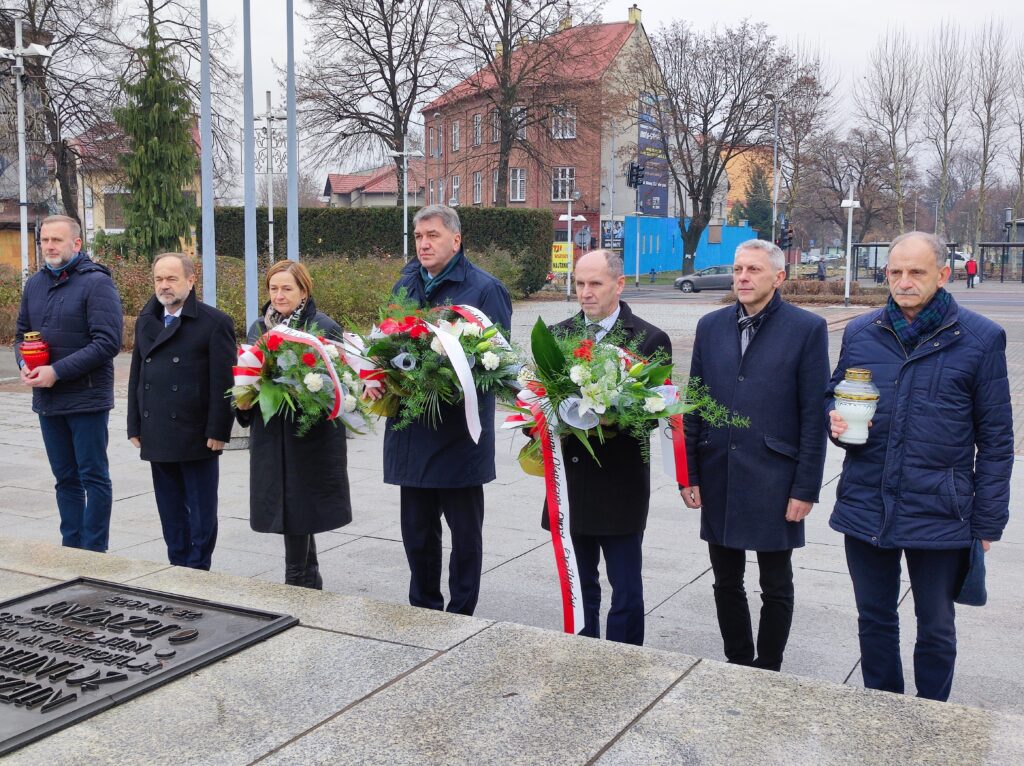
[127,252,236,570]
[545,249,671,646]
[682,239,829,671]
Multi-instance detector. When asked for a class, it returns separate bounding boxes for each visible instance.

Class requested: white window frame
[473,114,482,146]
[473,171,482,204]
[492,169,499,202]
[512,105,526,139]
[550,104,577,140]
[427,128,434,157]
[450,174,461,206]
[551,166,576,202]
[451,121,460,153]
[491,109,500,143]
[510,167,526,202]
[428,178,434,205]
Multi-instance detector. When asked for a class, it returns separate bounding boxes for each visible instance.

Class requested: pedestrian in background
[964,255,978,289]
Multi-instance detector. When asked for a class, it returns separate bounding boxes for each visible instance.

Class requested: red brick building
[421,6,653,250]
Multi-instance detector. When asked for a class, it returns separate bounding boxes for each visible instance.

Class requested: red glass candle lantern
[19,332,50,371]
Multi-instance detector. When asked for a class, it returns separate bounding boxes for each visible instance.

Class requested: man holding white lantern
[827,231,1013,702]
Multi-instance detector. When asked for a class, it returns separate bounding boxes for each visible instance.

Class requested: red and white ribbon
[233,343,265,388]
[657,382,689,486]
[517,386,585,635]
[449,304,511,350]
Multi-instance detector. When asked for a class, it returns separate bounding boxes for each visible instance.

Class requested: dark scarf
[736,289,780,355]
[420,250,462,299]
[885,287,952,353]
[46,252,82,281]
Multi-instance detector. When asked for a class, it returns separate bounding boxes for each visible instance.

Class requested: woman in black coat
[235,261,352,588]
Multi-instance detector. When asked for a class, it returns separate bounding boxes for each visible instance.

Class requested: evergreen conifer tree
[113,6,197,260]
[729,164,774,241]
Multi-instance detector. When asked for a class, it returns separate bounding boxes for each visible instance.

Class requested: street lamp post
[257,92,286,263]
[1003,207,1013,284]
[1,20,52,284]
[841,182,861,308]
[389,138,425,263]
[559,189,585,301]
[766,92,783,243]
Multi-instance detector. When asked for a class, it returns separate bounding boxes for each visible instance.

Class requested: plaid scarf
[264,297,308,330]
[885,287,952,353]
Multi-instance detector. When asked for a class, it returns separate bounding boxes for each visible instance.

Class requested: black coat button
[171,413,177,420]
[172,356,180,363]
[572,456,579,463]
[144,383,150,390]
[145,357,151,363]
[143,411,149,418]
[171,384,178,392]
[737,375,744,381]
[730,443,736,450]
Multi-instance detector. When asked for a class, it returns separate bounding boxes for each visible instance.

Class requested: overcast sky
[210,0,1022,178]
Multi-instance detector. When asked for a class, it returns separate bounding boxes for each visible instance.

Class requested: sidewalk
[1,299,1021,716]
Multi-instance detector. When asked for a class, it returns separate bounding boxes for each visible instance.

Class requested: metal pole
[286,0,299,261]
[265,91,275,264]
[770,98,780,243]
[15,19,29,283]
[565,198,573,302]
[402,136,409,263]
[199,0,217,305]
[609,119,615,246]
[242,0,258,328]
[844,183,855,308]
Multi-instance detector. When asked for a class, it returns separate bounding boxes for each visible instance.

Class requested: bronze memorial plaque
[0,578,297,755]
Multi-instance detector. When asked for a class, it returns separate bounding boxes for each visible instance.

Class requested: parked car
[674,265,734,293]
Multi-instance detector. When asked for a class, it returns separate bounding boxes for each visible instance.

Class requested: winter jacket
[826,298,1013,549]
[15,254,123,416]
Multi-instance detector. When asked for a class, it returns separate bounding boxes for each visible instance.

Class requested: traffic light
[634,164,646,185]
[780,227,794,249]
[627,162,638,188]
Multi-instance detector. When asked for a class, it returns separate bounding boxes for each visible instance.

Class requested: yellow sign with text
[551,242,575,273]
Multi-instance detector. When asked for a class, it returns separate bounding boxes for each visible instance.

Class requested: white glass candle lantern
[834,368,880,445]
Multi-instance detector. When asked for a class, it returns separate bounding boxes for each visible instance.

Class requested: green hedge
[196,206,553,298]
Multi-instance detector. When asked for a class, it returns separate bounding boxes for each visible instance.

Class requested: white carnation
[516,366,535,386]
[430,335,448,357]
[461,322,483,337]
[324,344,340,359]
[343,394,358,413]
[342,370,355,386]
[569,364,591,386]
[304,372,324,393]
[642,395,666,414]
[481,351,500,371]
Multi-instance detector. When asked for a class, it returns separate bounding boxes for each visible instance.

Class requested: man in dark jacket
[15,215,123,552]
[683,239,829,671]
[127,253,236,570]
[382,204,512,616]
[827,231,1013,702]
[546,249,671,645]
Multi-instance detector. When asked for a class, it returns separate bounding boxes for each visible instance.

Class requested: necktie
[586,323,601,341]
[737,315,762,355]
[164,315,176,327]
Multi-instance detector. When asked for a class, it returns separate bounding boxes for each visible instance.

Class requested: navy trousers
[844,535,969,702]
[572,532,645,646]
[707,543,794,671]
[150,457,220,570]
[38,411,112,552]
[400,486,484,616]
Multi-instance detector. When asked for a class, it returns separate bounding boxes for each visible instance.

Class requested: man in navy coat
[682,239,829,671]
[15,215,123,552]
[827,232,1012,701]
[544,249,671,645]
[127,253,236,570]
[381,205,512,616]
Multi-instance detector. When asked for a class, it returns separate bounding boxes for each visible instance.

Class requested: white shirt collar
[587,305,620,341]
[164,306,183,319]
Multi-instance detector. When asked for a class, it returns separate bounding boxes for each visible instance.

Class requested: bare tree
[258,168,324,208]
[1008,38,1024,219]
[777,43,835,230]
[1,2,122,221]
[855,27,922,232]
[923,21,966,238]
[628,19,791,269]
[444,0,608,206]
[805,127,897,245]
[968,19,1010,251]
[296,0,451,201]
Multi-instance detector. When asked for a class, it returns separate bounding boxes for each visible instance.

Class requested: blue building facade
[622,216,757,276]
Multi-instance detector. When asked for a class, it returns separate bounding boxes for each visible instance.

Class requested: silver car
[674,265,734,293]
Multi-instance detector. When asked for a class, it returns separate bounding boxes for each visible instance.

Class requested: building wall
[78,170,202,237]
[0,229,37,273]
[723,147,773,221]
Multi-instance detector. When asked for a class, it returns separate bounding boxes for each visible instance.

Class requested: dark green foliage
[196,206,553,297]
[728,163,773,240]
[112,9,198,260]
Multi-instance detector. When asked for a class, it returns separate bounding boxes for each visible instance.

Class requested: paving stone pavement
[1,294,1021,716]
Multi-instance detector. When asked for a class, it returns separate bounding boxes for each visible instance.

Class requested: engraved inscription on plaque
[0,578,297,756]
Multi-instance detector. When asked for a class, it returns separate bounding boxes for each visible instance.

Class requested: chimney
[627,4,642,24]
[558,15,572,32]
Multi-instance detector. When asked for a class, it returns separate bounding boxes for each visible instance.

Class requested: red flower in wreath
[302,352,317,367]
[409,323,429,340]
[573,339,594,361]
[265,334,283,352]
[379,318,401,335]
